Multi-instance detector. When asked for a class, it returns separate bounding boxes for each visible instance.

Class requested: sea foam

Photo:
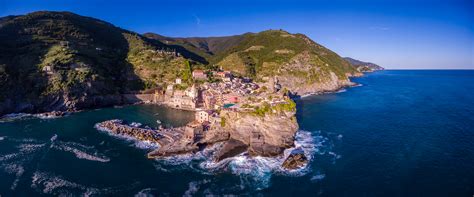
[31,171,140,196]
[52,141,110,163]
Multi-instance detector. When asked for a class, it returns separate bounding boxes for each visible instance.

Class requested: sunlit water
[0,70,473,196]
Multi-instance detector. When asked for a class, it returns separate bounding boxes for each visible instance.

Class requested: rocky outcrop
[282,148,308,170]
[221,109,298,157]
[200,129,230,144]
[96,120,164,144]
[97,119,202,158]
[213,139,248,161]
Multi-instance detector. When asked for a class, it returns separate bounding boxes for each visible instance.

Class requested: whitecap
[50,134,58,142]
[2,163,25,190]
[183,179,210,197]
[17,143,47,153]
[0,153,21,162]
[0,113,32,122]
[0,136,5,141]
[134,188,158,197]
[31,171,140,195]
[9,138,39,143]
[31,171,96,195]
[310,173,326,182]
[53,142,110,163]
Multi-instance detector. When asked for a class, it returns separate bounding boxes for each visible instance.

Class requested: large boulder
[282,148,308,170]
[221,110,298,157]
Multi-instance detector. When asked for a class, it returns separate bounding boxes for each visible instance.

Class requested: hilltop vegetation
[146,30,360,95]
[0,11,362,115]
[146,30,358,80]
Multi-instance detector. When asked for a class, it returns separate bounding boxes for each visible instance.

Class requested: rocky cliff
[218,107,298,159]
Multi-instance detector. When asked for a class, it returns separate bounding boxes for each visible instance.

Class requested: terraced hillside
[146,30,360,95]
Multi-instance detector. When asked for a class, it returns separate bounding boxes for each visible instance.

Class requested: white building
[195,110,212,123]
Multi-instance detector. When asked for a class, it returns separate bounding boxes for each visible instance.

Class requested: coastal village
[97,66,307,169]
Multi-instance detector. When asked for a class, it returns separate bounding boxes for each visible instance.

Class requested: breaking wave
[0,137,49,191]
[310,172,326,182]
[2,163,25,190]
[0,113,32,122]
[134,188,159,197]
[52,141,110,163]
[31,171,140,195]
[0,112,67,122]
[183,179,211,197]
[336,89,347,93]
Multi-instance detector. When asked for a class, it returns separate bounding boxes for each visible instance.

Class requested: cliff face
[221,109,298,157]
[275,51,356,95]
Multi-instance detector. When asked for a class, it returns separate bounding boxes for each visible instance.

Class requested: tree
[181,60,192,84]
[239,52,256,79]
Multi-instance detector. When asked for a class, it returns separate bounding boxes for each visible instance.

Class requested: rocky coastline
[95,106,305,169]
[1,67,369,171]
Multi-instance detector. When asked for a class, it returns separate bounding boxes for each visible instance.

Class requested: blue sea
[0,70,473,196]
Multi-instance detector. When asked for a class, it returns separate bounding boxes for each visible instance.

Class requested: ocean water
[0,70,473,196]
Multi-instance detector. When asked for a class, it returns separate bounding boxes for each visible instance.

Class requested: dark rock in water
[282,148,308,170]
[43,111,66,117]
[214,139,248,162]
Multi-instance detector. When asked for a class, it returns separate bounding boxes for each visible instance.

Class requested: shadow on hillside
[145,37,209,64]
[0,13,147,115]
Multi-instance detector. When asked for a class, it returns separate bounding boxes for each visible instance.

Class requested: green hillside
[0,11,360,115]
[146,30,358,84]
[0,11,191,114]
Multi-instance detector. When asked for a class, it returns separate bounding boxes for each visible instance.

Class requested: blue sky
[0,0,473,69]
